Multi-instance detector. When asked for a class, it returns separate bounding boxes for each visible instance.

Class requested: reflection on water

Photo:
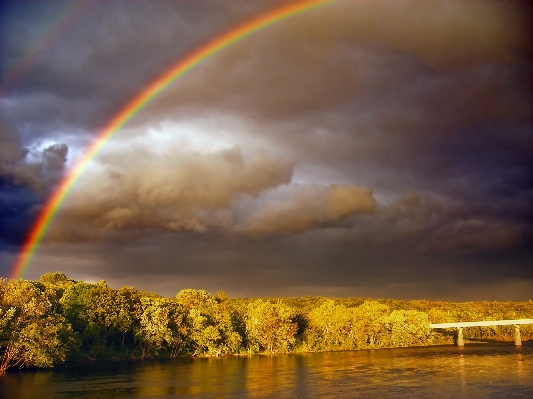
[458,351,466,394]
[1,344,532,398]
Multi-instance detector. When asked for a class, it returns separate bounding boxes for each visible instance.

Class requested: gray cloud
[2,1,284,140]
[26,232,533,301]
[0,126,68,252]
[237,184,375,237]
[375,192,529,254]
[47,146,293,241]
[2,0,531,300]
[0,126,68,193]
[45,143,379,243]
[142,0,531,121]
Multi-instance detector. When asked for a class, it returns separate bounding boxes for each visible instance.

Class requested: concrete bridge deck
[430,318,533,346]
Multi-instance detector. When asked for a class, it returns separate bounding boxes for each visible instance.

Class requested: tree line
[1,273,532,373]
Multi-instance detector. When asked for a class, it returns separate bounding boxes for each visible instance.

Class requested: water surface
[2,343,532,398]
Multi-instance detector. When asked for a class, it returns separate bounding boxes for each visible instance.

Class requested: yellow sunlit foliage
[1,273,532,373]
[0,277,77,374]
[245,300,297,353]
[305,300,355,351]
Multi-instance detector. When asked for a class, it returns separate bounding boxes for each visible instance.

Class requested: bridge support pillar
[515,325,522,346]
[457,327,464,347]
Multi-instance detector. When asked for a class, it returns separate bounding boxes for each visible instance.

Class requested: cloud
[0,126,68,248]
[1,1,285,137]
[0,130,68,193]
[26,230,533,301]
[0,126,38,189]
[2,1,531,300]
[47,146,294,242]
[142,0,531,122]
[369,191,531,254]
[237,184,375,237]
[134,0,531,220]
[45,142,379,243]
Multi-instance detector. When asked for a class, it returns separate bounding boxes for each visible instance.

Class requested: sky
[1,0,532,301]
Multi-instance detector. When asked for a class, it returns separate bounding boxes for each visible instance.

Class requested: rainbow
[10,0,334,279]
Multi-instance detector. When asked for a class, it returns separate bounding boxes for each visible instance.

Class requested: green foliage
[2,273,532,374]
[137,297,182,358]
[177,289,241,356]
[60,281,122,357]
[0,279,77,374]
[115,286,143,345]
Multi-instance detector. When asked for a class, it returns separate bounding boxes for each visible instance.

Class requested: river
[1,343,532,398]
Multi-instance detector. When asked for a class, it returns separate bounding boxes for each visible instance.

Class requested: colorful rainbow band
[11,0,334,279]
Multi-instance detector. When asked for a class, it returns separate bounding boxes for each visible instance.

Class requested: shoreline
[59,340,530,363]
[3,340,530,376]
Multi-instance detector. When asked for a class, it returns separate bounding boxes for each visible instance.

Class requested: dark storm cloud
[2,0,283,141]
[2,1,532,300]
[28,232,533,301]
[142,0,531,120]
[0,126,68,252]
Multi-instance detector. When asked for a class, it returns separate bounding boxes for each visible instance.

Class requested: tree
[60,280,121,357]
[0,279,77,374]
[352,301,390,348]
[176,289,241,356]
[245,300,297,353]
[214,291,230,304]
[38,273,75,308]
[306,300,355,351]
[137,297,176,359]
[386,310,431,347]
[114,286,143,346]
[176,289,218,314]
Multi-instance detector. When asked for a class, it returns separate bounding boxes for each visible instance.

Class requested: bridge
[430,319,533,346]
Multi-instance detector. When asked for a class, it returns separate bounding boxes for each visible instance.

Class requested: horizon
[8,272,533,304]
